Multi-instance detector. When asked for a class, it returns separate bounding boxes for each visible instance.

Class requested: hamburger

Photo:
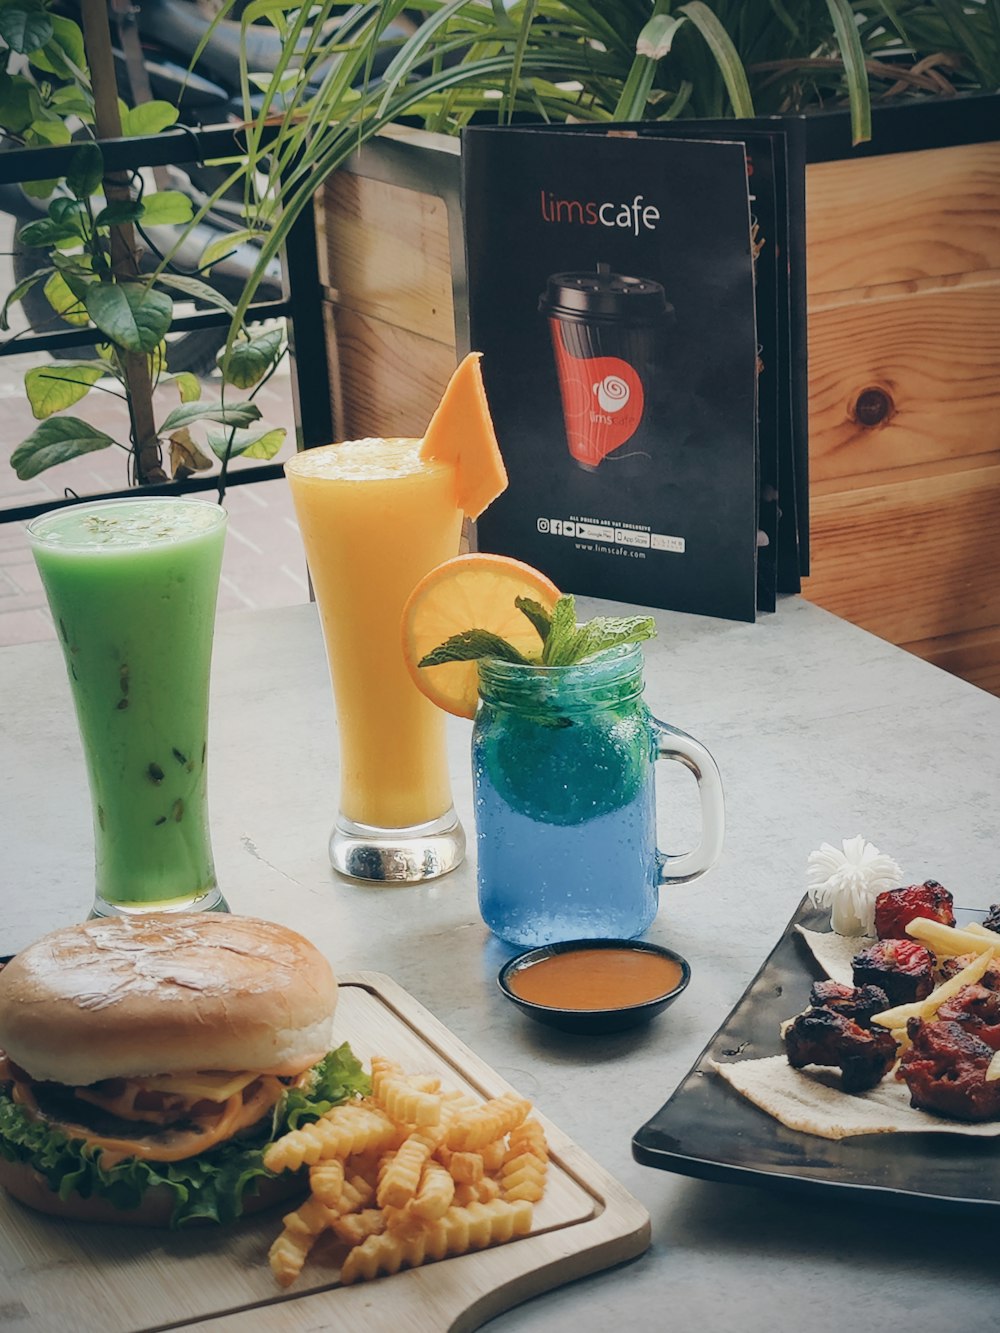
[0,913,366,1227]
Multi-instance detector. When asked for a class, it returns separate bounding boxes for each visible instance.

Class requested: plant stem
[80,0,163,484]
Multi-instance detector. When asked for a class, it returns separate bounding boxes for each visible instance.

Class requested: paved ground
[0,209,309,646]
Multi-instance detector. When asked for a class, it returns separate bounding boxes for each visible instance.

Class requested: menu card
[462,120,808,623]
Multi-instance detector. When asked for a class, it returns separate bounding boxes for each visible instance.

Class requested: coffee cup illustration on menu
[539,263,673,471]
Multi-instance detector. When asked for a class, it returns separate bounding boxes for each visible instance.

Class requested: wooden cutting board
[0,973,650,1332]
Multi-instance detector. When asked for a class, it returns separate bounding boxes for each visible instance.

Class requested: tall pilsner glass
[285,438,465,882]
[28,498,228,918]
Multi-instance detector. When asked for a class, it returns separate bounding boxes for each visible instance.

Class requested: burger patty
[2,1060,287,1163]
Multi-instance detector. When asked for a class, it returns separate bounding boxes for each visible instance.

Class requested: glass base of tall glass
[330,808,465,882]
[89,885,229,920]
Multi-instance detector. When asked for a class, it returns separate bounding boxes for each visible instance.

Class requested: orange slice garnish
[401,553,561,718]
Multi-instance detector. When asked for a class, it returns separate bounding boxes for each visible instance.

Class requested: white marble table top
[3,593,998,1331]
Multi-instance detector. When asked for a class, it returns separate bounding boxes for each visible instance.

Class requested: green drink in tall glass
[28,498,228,917]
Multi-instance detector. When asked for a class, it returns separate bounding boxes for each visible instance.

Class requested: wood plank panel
[318,173,454,344]
[807,274,1000,484]
[328,305,457,441]
[802,461,1000,645]
[903,624,1000,698]
[806,141,1000,296]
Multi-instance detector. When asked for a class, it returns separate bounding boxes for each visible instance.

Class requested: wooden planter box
[312,105,1000,695]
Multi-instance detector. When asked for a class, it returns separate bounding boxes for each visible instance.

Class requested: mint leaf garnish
[514,596,552,643]
[541,594,580,665]
[566,614,657,662]
[419,596,657,673]
[419,629,530,667]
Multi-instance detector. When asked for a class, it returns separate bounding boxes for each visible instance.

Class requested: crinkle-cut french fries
[445,1092,532,1151]
[268,1227,314,1288]
[905,918,1000,958]
[371,1055,443,1127]
[264,1056,549,1290]
[263,1099,399,1172]
[499,1119,549,1203]
[339,1199,534,1286]
[453,1176,501,1206]
[872,945,999,1031]
[377,1127,442,1209]
[309,1157,345,1205]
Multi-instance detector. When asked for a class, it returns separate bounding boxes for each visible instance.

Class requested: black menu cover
[463,120,807,623]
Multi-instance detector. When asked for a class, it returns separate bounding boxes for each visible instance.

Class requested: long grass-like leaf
[823,0,870,145]
[677,1,755,118]
[614,9,686,121]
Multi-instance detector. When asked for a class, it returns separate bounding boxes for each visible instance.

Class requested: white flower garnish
[807,835,903,936]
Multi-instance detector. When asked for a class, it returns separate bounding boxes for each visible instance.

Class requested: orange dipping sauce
[508,948,684,1011]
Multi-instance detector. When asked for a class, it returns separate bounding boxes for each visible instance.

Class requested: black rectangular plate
[632,898,1000,1215]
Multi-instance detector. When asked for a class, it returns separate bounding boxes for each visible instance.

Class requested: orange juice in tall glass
[285,437,465,881]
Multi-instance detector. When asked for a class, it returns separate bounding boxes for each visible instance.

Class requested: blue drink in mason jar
[472,644,724,948]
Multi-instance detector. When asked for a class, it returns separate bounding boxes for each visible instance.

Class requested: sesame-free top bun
[0,913,337,1086]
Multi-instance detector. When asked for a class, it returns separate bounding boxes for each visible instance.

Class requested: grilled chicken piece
[785,1006,898,1093]
[874,880,955,940]
[808,981,890,1029]
[897,1019,1000,1122]
[936,984,1000,1051]
[852,939,934,1007]
[983,903,1000,934]
[939,954,1000,990]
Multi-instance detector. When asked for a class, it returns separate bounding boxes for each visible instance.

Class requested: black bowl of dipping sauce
[498,939,690,1034]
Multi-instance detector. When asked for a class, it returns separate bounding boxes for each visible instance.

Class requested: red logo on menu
[550,326,644,467]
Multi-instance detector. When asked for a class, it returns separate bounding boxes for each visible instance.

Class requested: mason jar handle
[652,718,725,885]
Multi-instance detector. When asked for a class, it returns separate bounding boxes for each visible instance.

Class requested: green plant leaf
[24,363,105,418]
[17,217,81,247]
[0,72,40,133]
[824,0,871,146]
[119,101,180,137]
[615,10,686,121]
[514,596,552,643]
[26,115,70,146]
[0,1,52,55]
[0,265,48,330]
[198,228,258,272]
[48,84,93,117]
[419,629,530,668]
[48,197,87,229]
[153,272,235,316]
[207,425,286,460]
[159,401,262,433]
[84,282,173,353]
[10,417,114,479]
[219,328,284,389]
[170,372,202,403]
[28,12,85,75]
[42,270,89,326]
[93,199,145,229]
[677,1,755,118]
[65,143,103,200]
[139,191,195,226]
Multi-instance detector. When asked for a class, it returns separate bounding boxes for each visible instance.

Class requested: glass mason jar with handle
[473,643,724,947]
